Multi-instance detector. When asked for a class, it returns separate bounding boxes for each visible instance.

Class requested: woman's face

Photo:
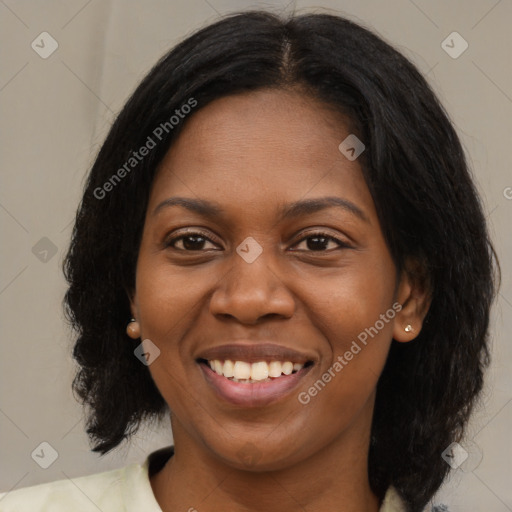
[130,89,417,470]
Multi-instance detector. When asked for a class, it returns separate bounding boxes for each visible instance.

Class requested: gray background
[1,0,511,510]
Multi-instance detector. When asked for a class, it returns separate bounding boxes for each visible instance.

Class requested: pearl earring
[126,318,140,338]
[404,324,413,333]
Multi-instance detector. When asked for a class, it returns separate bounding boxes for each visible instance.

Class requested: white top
[0,447,407,511]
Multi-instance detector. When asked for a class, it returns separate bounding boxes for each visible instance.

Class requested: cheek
[299,251,397,402]
[133,254,211,398]
[306,255,396,350]
[135,254,207,341]
[133,268,201,417]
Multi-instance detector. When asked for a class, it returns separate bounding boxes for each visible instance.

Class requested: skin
[128,88,430,512]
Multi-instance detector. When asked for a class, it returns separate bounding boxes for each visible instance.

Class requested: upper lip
[196,343,316,364]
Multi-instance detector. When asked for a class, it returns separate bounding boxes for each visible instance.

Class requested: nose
[209,248,296,325]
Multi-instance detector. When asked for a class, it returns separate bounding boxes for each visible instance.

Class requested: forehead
[149,89,374,217]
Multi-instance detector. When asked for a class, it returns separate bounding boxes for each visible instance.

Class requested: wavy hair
[63,11,499,511]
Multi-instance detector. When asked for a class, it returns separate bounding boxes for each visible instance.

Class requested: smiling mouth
[197,358,314,383]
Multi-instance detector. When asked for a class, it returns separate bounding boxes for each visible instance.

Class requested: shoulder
[380,486,408,512]
[0,466,127,511]
[380,487,451,512]
[0,461,158,512]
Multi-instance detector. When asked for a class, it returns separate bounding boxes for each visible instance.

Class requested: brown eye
[292,232,350,252]
[165,232,218,251]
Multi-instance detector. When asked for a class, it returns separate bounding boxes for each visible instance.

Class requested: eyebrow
[153,196,369,223]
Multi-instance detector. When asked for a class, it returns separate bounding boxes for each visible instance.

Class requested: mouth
[199,358,314,382]
[195,343,316,407]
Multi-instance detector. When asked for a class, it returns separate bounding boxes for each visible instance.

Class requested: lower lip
[199,362,313,407]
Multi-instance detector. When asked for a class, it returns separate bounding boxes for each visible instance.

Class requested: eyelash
[164,230,350,252]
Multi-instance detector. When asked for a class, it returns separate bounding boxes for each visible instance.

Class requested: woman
[0,10,498,512]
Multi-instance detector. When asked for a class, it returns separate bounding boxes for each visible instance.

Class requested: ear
[125,287,141,340]
[125,285,138,320]
[392,258,431,343]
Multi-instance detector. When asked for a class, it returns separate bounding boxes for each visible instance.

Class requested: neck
[150,408,380,512]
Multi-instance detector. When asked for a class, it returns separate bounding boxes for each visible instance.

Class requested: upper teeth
[208,360,304,381]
